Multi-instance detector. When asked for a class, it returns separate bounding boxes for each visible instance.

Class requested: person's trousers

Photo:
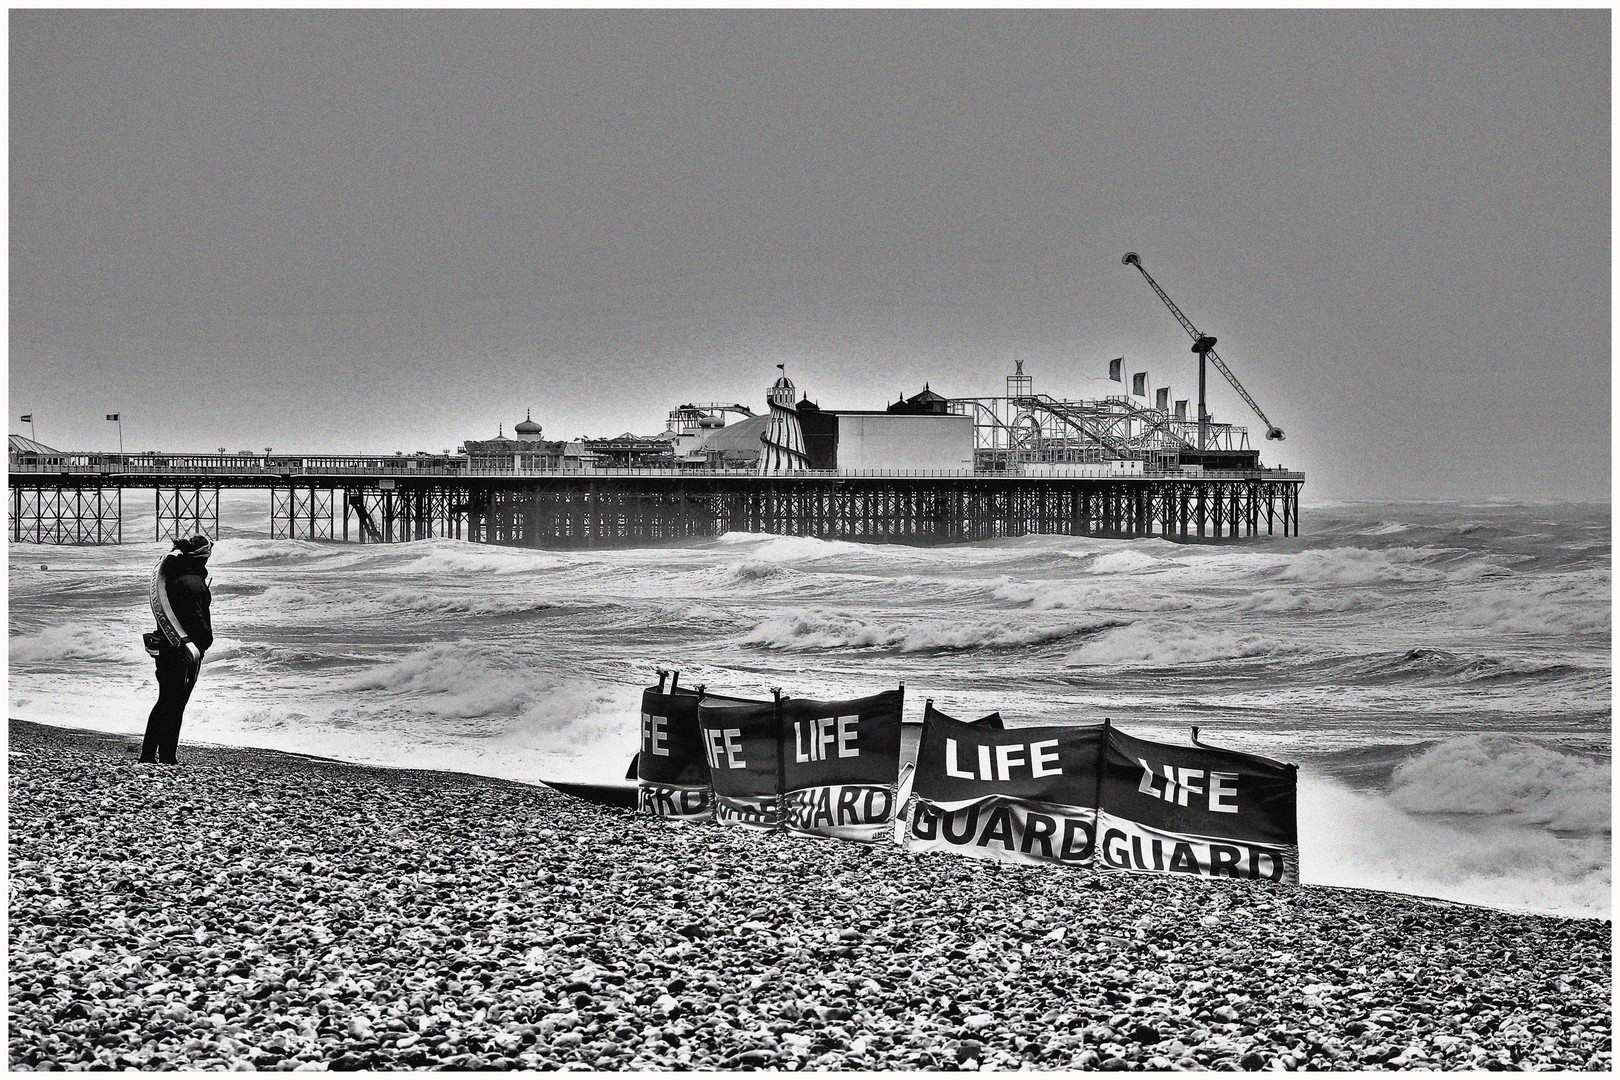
[141,649,199,763]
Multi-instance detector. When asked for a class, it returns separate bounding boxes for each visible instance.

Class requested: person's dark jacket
[162,554,213,653]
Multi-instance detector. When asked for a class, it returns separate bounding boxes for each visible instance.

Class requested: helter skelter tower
[759,364,809,474]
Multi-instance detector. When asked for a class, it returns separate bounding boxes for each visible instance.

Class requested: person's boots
[158,744,179,765]
[138,735,159,764]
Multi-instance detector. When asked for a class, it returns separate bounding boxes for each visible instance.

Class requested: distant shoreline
[9,719,1610,1071]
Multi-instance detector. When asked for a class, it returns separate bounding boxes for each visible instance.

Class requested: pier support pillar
[156,484,220,543]
[271,485,336,540]
[10,485,121,545]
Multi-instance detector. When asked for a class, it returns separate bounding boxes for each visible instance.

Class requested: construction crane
[1122,252,1285,446]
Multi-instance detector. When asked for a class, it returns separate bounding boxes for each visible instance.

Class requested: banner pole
[772,687,785,831]
[1096,717,1111,849]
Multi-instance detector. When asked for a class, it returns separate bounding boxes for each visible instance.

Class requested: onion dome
[514,409,543,437]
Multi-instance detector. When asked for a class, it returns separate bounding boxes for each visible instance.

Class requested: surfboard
[542,780,639,810]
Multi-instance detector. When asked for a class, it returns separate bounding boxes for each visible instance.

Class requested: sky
[10,10,1610,502]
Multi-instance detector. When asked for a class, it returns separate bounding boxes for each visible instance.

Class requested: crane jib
[1121,253,1285,441]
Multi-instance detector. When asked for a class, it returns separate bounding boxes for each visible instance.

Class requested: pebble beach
[8,720,1611,1072]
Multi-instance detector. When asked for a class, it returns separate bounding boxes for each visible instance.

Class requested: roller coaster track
[952,394,1205,458]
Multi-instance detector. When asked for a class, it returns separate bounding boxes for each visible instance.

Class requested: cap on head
[174,534,213,559]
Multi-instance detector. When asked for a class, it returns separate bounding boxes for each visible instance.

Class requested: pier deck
[9,457,1302,545]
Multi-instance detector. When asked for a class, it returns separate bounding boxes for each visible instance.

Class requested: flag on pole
[1108,358,1123,382]
[19,414,32,423]
[1156,387,1170,412]
[1175,399,1188,420]
[1131,372,1147,397]
[105,413,120,421]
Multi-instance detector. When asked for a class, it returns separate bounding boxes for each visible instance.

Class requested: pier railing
[9,453,1303,483]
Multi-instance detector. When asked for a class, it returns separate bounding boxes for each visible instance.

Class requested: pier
[8,453,1302,546]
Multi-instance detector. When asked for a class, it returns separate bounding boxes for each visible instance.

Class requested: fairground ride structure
[947,362,1236,473]
[949,253,1286,473]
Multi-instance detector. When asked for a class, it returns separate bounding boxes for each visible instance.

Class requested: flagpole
[107,412,124,464]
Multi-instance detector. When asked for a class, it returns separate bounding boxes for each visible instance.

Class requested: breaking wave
[714,532,900,563]
[992,578,1197,613]
[1066,622,1289,667]
[1307,649,1588,688]
[1300,774,1610,919]
[9,624,133,665]
[1074,549,1166,575]
[742,611,1121,653]
[1232,588,1382,614]
[340,643,537,718]
[1385,735,1609,833]
[1274,546,1448,585]
[1452,579,1610,635]
[372,587,560,618]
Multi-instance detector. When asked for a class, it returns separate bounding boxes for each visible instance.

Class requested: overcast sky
[10,10,1609,502]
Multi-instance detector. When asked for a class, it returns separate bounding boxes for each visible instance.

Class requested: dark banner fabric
[636,685,713,820]
[697,698,781,831]
[1097,726,1299,883]
[910,704,1104,810]
[780,688,904,842]
[784,785,897,843]
[903,796,1096,867]
[922,703,1005,730]
[902,705,1104,867]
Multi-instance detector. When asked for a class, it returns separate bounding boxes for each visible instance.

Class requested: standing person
[141,535,214,764]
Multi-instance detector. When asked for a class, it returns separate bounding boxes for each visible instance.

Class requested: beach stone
[5,722,1610,1073]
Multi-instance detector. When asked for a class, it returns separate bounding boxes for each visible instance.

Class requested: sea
[8,495,1610,920]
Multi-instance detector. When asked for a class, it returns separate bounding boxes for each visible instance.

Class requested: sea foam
[1385,735,1609,833]
[1299,774,1610,919]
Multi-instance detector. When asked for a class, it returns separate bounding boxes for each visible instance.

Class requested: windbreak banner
[780,688,904,842]
[636,685,713,821]
[900,704,1105,867]
[920,703,1005,730]
[1097,727,1299,884]
[697,697,781,831]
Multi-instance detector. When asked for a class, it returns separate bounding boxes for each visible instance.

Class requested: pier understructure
[8,454,1301,547]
